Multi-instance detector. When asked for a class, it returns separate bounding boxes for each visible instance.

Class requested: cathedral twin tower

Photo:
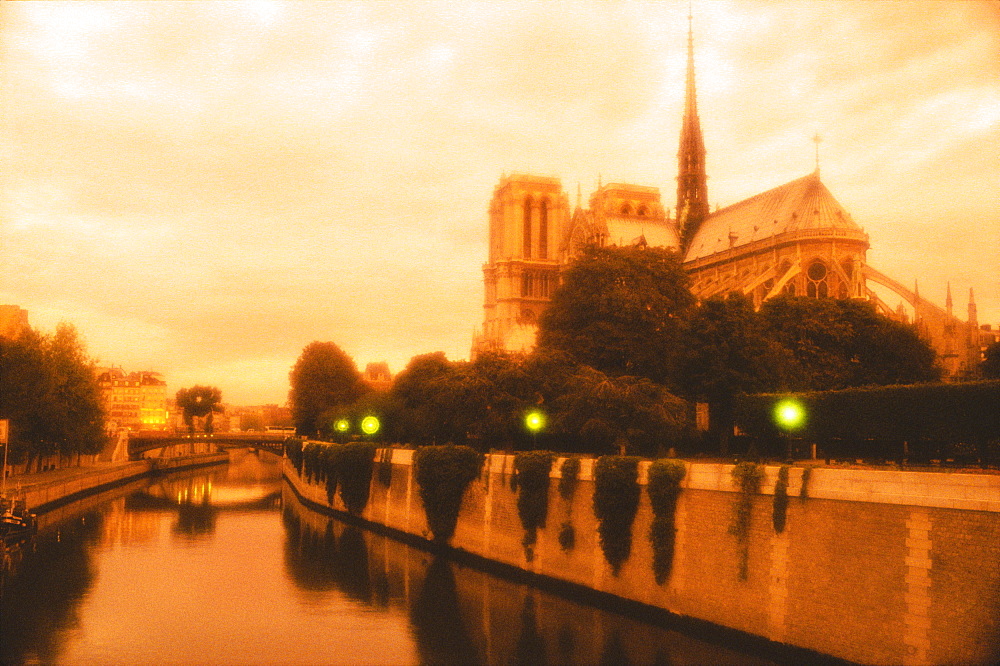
[473,16,981,379]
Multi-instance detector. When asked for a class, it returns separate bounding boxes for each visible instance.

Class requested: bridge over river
[128,432,293,458]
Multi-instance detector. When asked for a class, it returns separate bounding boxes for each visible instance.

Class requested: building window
[637,205,648,217]
[539,198,548,259]
[806,260,828,298]
[620,203,632,216]
[522,272,533,297]
[523,196,533,259]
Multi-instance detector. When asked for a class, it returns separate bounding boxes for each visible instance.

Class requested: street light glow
[361,416,380,435]
[774,399,806,431]
[525,410,545,433]
[335,418,350,433]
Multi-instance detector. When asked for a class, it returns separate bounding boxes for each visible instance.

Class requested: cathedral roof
[684,171,863,262]
[604,217,679,249]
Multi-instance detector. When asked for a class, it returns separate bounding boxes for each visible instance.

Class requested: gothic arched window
[523,196,533,259]
[806,260,828,298]
[620,203,632,216]
[539,198,548,259]
[637,205,648,217]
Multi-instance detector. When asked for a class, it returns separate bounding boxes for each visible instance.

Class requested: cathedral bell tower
[474,174,569,355]
[677,11,709,251]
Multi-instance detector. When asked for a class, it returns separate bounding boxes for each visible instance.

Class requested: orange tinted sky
[1,1,998,405]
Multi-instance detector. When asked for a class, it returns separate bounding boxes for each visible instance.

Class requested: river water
[1,450,774,665]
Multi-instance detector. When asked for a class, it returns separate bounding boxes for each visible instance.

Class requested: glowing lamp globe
[361,416,381,436]
[774,399,806,431]
[525,411,545,434]
[335,419,350,433]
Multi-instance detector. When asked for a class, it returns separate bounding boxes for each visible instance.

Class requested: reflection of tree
[0,512,102,664]
[173,499,216,538]
[600,629,630,666]
[280,507,378,605]
[410,557,479,666]
[514,596,546,665]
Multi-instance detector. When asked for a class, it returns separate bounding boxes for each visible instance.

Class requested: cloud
[2,0,998,404]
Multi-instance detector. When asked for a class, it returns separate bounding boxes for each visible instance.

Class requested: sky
[1,0,998,406]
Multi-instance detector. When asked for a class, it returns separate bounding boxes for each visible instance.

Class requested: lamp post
[524,410,545,450]
[361,416,381,438]
[334,418,350,443]
[773,398,806,461]
[0,419,9,499]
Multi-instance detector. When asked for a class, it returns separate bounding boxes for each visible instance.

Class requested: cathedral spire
[677,8,709,252]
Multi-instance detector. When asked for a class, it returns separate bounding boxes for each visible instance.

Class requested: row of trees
[290,245,945,455]
[0,324,107,469]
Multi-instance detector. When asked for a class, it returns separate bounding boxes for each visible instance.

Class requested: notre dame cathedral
[472,17,982,380]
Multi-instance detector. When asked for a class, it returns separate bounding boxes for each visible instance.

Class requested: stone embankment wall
[284,451,1000,666]
[20,451,229,514]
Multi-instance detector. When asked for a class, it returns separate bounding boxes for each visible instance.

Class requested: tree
[289,341,364,437]
[537,245,695,389]
[389,352,465,445]
[47,324,106,456]
[677,293,793,445]
[175,385,223,434]
[759,296,940,390]
[553,365,689,457]
[0,324,107,469]
[981,342,1000,379]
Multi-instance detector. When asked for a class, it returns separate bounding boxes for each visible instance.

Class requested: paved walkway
[3,461,139,493]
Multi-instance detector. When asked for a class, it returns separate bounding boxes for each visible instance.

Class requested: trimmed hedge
[558,457,581,552]
[729,462,763,581]
[514,451,554,554]
[772,465,789,533]
[593,455,641,575]
[647,459,686,584]
[295,441,376,514]
[734,381,1000,462]
[413,445,484,543]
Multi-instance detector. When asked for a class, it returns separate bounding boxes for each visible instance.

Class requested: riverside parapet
[16,451,229,515]
[284,448,1000,666]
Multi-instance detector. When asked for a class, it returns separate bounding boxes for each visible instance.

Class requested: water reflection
[280,482,773,665]
[0,511,103,664]
[2,453,770,665]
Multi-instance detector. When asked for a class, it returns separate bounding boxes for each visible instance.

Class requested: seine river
[1,450,775,665]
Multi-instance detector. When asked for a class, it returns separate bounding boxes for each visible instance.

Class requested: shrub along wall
[734,380,1000,461]
[283,448,1000,666]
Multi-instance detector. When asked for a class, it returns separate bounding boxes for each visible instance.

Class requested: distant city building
[97,368,168,431]
[362,361,393,392]
[0,305,29,340]
[227,404,292,432]
[472,15,982,380]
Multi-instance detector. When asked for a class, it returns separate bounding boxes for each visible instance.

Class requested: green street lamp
[773,398,806,461]
[525,410,545,449]
[525,410,545,433]
[774,399,806,431]
[361,416,381,436]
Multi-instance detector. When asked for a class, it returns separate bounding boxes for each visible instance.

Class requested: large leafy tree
[289,341,364,437]
[0,324,107,469]
[553,365,689,457]
[759,296,939,390]
[389,352,466,445]
[983,342,1000,379]
[175,385,223,434]
[677,293,794,443]
[537,245,695,388]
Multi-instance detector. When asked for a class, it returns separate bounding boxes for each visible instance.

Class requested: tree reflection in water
[410,557,479,665]
[281,482,775,666]
[0,511,102,665]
